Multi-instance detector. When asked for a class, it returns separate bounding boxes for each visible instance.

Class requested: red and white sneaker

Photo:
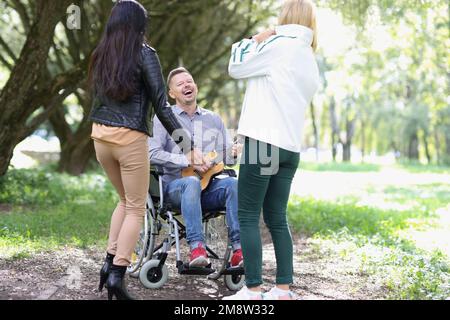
[230,249,244,268]
[189,243,210,267]
[222,286,264,300]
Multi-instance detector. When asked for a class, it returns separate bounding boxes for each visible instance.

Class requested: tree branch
[48,104,73,145]
[9,0,31,33]
[192,20,257,78]
[0,35,18,63]
[20,86,77,141]
[0,53,13,70]
[20,55,89,140]
[20,55,89,123]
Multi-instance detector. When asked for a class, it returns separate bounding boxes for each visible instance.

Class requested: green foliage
[0,199,112,251]
[315,0,449,164]
[317,0,442,26]
[0,169,116,259]
[0,168,115,206]
[383,249,450,299]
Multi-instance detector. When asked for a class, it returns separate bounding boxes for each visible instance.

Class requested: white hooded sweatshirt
[229,24,319,153]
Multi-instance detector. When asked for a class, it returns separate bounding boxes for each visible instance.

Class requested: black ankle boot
[106,264,135,300]
[98,253,115,292]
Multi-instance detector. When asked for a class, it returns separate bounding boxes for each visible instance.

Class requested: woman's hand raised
[252,29,276,44]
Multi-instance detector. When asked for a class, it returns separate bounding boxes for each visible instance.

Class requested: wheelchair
[127,165,245,291]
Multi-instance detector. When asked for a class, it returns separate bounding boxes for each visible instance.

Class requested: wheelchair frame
[127,166,245,291]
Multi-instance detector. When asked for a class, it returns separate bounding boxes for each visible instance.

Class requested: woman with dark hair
[88,0,201,300]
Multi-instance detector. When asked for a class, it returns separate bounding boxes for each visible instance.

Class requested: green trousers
[238,137,299,288]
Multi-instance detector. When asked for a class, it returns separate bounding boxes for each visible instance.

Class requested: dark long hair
[88,0,148,101]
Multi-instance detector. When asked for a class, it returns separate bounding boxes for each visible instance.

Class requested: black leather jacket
[89,44,191,151]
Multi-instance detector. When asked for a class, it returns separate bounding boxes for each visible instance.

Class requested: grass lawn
[0,169,115,259]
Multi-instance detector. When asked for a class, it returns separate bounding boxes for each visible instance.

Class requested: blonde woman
[223,0,319,300]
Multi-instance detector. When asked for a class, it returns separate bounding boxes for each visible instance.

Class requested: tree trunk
[0,0,73,176]
[342,143,351,162]
[58,135,95,175]
[434,130,441,165]
[360,119,366,163]
[407,131,420,160]
[310,102,319,161]
[48,109,95,175]
[445,131,450,165]
[49,88,96,175]
[422,130,431,164]
[329,97,338,162]
[342,116,355,162]
[0,127,20,173]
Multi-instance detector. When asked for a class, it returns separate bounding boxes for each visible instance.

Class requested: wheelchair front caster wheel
[224,274,245,291]
[139,259,168,289]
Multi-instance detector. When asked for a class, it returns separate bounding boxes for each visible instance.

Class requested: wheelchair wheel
[139,259,168,289]
[224,274,245,291]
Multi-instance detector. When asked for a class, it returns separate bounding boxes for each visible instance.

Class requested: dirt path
[0,230,387,300]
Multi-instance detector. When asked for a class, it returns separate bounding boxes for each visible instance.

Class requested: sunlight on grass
[292,165,450,205]
[288,196,433,246]
[300,161,381,172]
[288,163,450,300]
[298,161,450,174]
[396,162,450,174]
[304,235,450,300]
[288,174,450,300]
[381,184,450,212]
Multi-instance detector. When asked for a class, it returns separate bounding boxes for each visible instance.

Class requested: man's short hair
[167,67,192,87]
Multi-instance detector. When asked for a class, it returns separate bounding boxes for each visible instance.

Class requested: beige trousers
[94,135,149,266]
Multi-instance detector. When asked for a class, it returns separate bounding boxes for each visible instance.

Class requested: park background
[0,0,449,299]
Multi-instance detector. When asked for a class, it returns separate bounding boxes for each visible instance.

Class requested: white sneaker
[222,286,264,300]
[263,287,299,300]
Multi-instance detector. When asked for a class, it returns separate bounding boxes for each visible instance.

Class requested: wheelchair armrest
[151,164,165,176]
[222,168,237,178]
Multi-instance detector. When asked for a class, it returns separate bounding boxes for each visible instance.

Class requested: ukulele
[182,151,224,191]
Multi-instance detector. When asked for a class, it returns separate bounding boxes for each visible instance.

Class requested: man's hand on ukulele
[193,163,210,174]
[187,148,211,173]
[193,154,212,173]
[188,148,204,166]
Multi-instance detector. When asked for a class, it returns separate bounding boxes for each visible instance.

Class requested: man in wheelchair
[149,67,243,269]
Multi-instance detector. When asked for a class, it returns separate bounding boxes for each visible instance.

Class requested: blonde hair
[167,67,192,87]
[278,0,317,51]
